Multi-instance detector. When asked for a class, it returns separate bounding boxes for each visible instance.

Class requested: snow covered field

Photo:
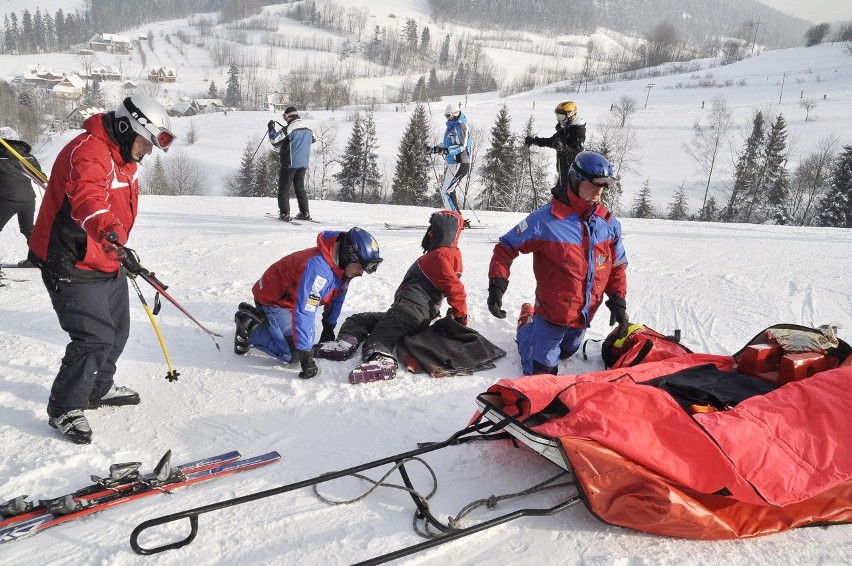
[1,2,852,563]
[1,195,850,565]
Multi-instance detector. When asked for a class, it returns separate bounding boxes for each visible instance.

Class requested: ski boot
[313,333,359,361]
[348,354,398,384]
[234,302,267,355]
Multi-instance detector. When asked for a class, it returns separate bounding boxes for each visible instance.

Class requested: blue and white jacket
[269,118,315,169]
[442,113,472,165]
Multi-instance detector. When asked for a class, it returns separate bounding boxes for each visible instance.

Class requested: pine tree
[208,80,218,98]
[667,183,690,220]
[335,113,365,202]
[391,103,431,206]
[815,144,852,227]
[420,26,431,54]
[255,149,279,198]
[632,180,655,218]
[225,63,241,107]
[745,113,788,223]
[478,105,518,211]
[699,195,720,221]
[144,155,170,195]
[520,116,550,211]
[725,111,765,222]
[360,111,382,202]
[427,68,440,99]
[439,34,450,65]
[84,77,104,107]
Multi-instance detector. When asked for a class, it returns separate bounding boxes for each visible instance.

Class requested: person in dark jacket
[28,94,175,444]
[0,133,45,267]
[234,227,382,379]
[487,151,628,376]
[524,101,586,187]
[268,106,316,221]
[314,210,467,383]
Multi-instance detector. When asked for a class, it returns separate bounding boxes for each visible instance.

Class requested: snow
[1,4,852,564]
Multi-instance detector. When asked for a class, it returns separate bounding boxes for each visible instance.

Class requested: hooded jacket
[252,231,351,351]
[270,117,315,169]
[395,210,467,321]
[489,191,627,328]
[0,139,43,203]
[29,113,139,281]
[442,113,472,165]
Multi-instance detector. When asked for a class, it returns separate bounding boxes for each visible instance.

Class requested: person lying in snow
[314,210,467,383]
[233,227,382,379]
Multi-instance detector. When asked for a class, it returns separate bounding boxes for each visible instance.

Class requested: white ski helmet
[115,94,175,151]
[444,102,461,119]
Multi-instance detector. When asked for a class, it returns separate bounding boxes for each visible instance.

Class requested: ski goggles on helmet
[124,98,176,150]
[584,175,616,189]
[555,112,568,120]
[361,258,382,274]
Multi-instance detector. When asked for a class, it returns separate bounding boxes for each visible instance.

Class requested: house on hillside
[89,33,132,54]
[88,66,122,81]
[149,67,177,83]
[52,74,86,100]
[266,92,290,112]
[66,105,106,129]
[24,65,64,86]
[168,101,197,117]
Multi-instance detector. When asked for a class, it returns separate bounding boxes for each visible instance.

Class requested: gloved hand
[319,322,336,343]
[553,139,566,152]
[446,309,468,326]
[524,135,534,146]
[487,278,509,319]
[102,229,127,263]
[297,349,318,379]
[605,295,629,338]
[267,120,276,132]
[121,246,145,276]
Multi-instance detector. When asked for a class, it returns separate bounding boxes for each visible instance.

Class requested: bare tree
[159,149,207,196]
[587,116,642,213]
[612,95,639,128]
[805,23,831,46]
[186,119,198,145]
[787,134,839,225]
[308,122,339,200]
[683,95,733,216]
[799,98,817,121]
[645,21,683,67]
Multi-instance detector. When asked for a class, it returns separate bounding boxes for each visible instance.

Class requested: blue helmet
[567,151,616,195]
[338,227,382,273]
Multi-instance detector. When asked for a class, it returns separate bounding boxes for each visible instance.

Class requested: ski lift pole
[136,270,222,350]
[127,274,180,383]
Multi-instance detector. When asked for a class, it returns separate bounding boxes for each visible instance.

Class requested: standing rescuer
[28,93,175,444]
[268,106,316,222]
[487,151,629,376]
[524,101,586,187]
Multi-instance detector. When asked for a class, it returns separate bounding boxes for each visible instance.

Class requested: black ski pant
[41,270,130,417]
[339,298,432,362]
[278,167,309,217]
[0,197,35,242]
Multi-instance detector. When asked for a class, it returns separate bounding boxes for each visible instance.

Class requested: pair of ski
[384,222,491,230]
[264,212,321,225]
[0,449,280,544]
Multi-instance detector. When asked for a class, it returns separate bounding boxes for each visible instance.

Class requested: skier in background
[486,151,629,376]
[268,106,316,222]
[28,94,175,444]
[524,101,586,187]
[0,129,45,275]
[234,227,382,380]
[429,102,472,226]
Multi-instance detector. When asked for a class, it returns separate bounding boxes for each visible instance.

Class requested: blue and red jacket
[252,232,350,350]
[489,191,627,328]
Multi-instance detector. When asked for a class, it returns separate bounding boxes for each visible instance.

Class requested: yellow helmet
[554,101,577,121]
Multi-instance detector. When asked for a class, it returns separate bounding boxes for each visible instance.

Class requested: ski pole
[127,274,181,382]
[0,137,48,185]
[136,269,223,348]
[249,134,266,161]
[527,149,539,209]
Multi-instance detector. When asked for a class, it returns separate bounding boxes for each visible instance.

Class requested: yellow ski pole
[127,273,181,383]
[0,137,48,184]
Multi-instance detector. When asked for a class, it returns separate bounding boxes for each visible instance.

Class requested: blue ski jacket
[270,118,315,169]
[442,113,472,165]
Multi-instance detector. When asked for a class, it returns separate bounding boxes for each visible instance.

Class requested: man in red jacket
[28,94,175,444]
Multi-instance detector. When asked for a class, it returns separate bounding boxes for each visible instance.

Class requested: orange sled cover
[483,353,852,539]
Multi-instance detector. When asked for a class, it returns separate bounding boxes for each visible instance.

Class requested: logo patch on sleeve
[305,275,328,312]
[515,219,528,235]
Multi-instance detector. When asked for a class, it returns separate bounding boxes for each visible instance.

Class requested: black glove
[297,349,318,379]
[440,146,449,155]
[487,278,508,319]
[319,322,336,343]
[445,309,468,326]
[121,246,145,276]
[267,120,276,132]
[524,135,534,146]
[605,295,629,338]
[553,139,566,152]
[102,230,127,262]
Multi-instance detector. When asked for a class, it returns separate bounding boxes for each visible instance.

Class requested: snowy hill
[1,195,851,564]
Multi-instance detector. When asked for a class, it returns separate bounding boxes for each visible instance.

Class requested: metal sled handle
[130,421,503,555]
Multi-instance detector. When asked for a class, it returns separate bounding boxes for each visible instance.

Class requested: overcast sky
[757,0,852,23]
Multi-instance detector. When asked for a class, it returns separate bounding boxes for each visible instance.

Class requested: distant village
[7,31,285,132]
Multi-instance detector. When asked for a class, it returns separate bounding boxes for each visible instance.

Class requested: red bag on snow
[601,324,692,369]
